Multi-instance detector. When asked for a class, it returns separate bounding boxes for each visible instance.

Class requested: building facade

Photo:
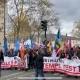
[0,1,8,47]
[33,33,80,47]
[0,3,4,47]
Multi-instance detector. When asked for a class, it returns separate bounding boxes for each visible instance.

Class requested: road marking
[31,75,34,77]
[1,72,24,78]
[18,77,62,79]
[53,73,59,76]
[60,75,65,77]
[18,72,34,77]
[7,77,17,80]
[7,72,34,80]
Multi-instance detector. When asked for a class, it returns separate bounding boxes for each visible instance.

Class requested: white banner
[1,56,28,69]
[43,57,80,76]
[2,56,80,76]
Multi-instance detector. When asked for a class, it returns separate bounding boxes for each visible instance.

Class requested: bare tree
[27,0,60,42]
[72,21,80,38]
[7,0,60,42]
[8,0,32,40]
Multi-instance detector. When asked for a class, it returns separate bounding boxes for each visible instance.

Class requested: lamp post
[4,0,6,39]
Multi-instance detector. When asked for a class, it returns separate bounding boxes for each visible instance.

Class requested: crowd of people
[3,46,80,69]
[1,45,80,61]
[0,45,80,70]
[57,46,80,60]
[0,45,80,79]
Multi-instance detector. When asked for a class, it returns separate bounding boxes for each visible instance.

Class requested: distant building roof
[40,33,80,41]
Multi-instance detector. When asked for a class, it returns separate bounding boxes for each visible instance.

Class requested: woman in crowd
[76,46,80,59]
[60,50,65,59]
[72,51,79,60]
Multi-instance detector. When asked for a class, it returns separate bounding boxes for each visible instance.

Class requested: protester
[34,50,46,80]
[72,51,79,60]
[76,46,80,59]
[17,50,21,58]
[69,48,74,59]
[24,50,29,70]
[31,52,36,69]
[0,49,4,77]
[60,50,65,59]
[28,50,33,69]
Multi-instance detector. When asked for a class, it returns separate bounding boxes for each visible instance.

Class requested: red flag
[63,42,66,49]
[56,47,61,57]
[68,37,72,50]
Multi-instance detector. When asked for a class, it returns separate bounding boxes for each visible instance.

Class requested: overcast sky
[50,0,80,36]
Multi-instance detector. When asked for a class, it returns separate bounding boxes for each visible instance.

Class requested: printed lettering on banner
[1,56,28,69]
[1,57,13,68]
[43,57,80,76]
[55,59,64,73]
[63,59,80,76]
[43,57,55,71]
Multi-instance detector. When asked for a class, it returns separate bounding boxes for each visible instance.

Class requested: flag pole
[66,33,67,42]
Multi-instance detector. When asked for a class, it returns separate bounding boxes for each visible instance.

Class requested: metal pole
[45,29,47,46]
[44,29,47,55]
[4,0,5,39]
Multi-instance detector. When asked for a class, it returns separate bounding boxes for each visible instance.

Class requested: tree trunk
[38,30,40,43]
[14,33,15,43]
[16,28,19,40]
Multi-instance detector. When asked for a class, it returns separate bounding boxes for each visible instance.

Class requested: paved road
[0,69,80,80]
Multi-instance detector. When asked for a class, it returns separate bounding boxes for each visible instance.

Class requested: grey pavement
[0,69,80,80]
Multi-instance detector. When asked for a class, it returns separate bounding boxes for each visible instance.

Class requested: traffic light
[41,20,47,31]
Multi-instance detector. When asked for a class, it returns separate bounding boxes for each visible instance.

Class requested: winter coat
[34,53,44,69]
